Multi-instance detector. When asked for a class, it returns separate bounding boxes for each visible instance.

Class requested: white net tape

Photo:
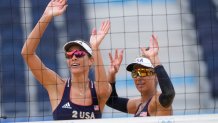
[20,114,218,123]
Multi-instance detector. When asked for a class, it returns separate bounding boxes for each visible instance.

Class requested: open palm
[90,20,110,49]
[108,49,123,75]
[44,0,67,17]
[141,34,159,59]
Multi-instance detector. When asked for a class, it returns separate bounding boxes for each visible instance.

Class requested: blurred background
[0,0,218,122]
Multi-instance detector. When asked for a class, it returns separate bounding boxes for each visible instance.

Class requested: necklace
[79,84,89,96]
[71,79,89,96]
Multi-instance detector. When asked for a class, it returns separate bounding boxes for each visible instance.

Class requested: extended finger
[58,4,68,14]
[152,34,159,49]
[102,20,110,33]
[115,49,118,59]
[109,52,114,63]
[149,36,154,49]
[60,0,67,4]
[141,47,148,57]
[118,49,124,64]
[100,21,105,31]
[91,28,97,35]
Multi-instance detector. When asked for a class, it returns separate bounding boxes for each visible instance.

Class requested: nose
[134,77,142,84]
[138,76,142,80]
[135,75,141,80]
[71,55,77,60]
[138,80,142,84]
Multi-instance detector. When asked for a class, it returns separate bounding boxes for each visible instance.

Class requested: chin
[71,68,83,73]
[137,86,149,94]
[137,87,145,93]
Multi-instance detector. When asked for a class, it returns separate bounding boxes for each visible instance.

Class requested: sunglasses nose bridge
[72,54,78,59]
[66,50,86,59]
[137,71,141,76]
[75,51,86,58]
[136,72,143,79]
[132,71,140,78]
[67,55,77,60]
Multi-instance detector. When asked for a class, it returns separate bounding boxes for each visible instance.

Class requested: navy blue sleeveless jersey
[53,78,102,120]
[134,98,152,117]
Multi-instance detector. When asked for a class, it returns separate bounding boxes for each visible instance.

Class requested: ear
[88,57,94,66]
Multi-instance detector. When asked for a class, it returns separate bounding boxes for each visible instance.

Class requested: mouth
[70,63,80,67]
[136,80,145,87]
[137,83,144,87]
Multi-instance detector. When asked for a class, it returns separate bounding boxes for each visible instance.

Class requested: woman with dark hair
[21,0,111,120]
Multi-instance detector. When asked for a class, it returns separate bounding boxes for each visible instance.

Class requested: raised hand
[90,20,110,50]
[108,49,124,83]
[44,0,67,17]
[141,34,160,66]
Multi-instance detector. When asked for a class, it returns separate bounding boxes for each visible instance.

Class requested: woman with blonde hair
[107,34,175,116]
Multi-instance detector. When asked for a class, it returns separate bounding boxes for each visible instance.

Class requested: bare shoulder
[129,97,141,105]
[127,97,141,114]
[149,92,173,116]
[46,77,67,98]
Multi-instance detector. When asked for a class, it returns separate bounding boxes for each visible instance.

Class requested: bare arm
[90,20,112,111]
[21,0,67,88]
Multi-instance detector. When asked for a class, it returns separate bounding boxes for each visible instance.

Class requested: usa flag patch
[94,105,99,111]
[139,112,147,117]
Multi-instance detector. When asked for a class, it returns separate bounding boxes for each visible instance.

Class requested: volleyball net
[18,114,218,123]
[0,0,218,122]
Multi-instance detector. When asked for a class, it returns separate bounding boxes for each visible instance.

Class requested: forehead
[68,45,85,51]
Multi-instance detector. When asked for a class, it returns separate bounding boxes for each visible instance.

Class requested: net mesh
[0,0,218,122]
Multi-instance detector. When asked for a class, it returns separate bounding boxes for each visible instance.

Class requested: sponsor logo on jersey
[62,102,72,109]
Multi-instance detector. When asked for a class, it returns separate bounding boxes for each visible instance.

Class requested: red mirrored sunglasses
[65,50,87,59]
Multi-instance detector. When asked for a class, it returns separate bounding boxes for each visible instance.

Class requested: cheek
[81,57,92,67]
[147,77,156,88]
[66,60,70,67]
[80,59,86,66]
